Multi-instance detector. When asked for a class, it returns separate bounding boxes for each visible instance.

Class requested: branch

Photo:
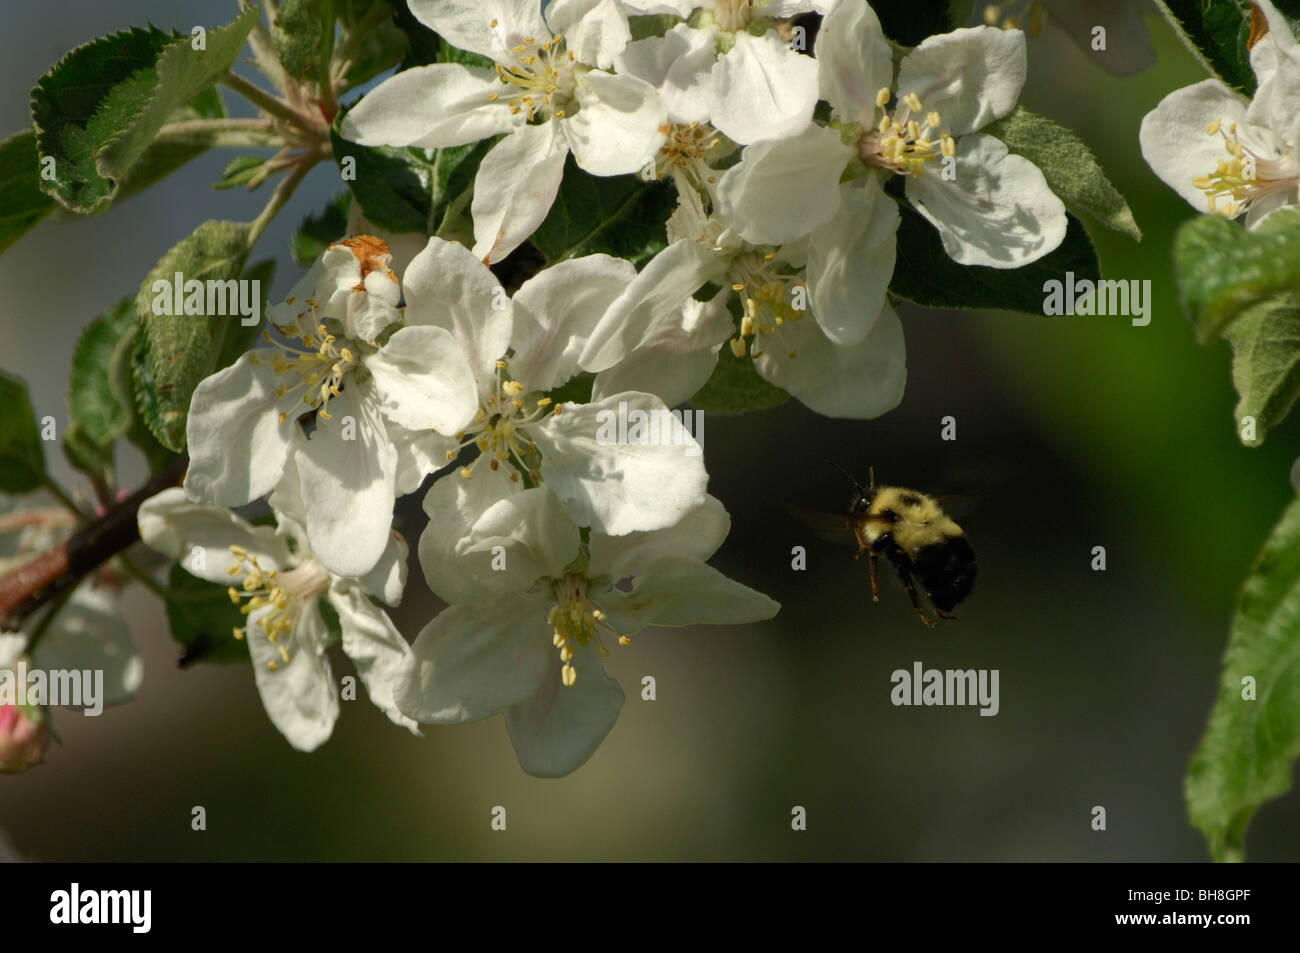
[0,459,187,629]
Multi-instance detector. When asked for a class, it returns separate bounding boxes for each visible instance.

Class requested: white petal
[511,254,638,391]
[807,179,898,346]
[534,391,709,535]
[471,122,570,263]
[459,486,582,583]
[580,239,725,371]
[137,487,292,584]
[708,31,818,144]
[505,640,625,777]
[408,0,548,61]
[754,301,906,419]
[418,463,521,603]
[247,601,338,751]
[814,0,893,123]
[402,236,513,388]
[588,494,731,579]
[365,325,481,434]
[716,125,854,245]
[895,26,1026,136]
[620,0,695,14]
[296,386,398,578]
[388,422,461,496]
[905,132,1067,268]
[1139,79,1249,213]
[615,23,716,124]
[329,585,421,734]
[357,528,409,607]
[32,584,142,707]
[545,0,631,69]
[183,352,299,507]
[591,290,733,407]
[339,64,518,149]
[563,71,667,176]
[597,553,780,632]
[393,598,552,724]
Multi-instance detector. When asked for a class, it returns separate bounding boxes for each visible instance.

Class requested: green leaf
[1222,292,1300,446]
[1157,0,1258,96]
[0,130,56,253]
[164,563,251,665]
[1187,493,1300,861]
[532,159,675,267]
[31,7,257,213]
[336,0,408,88]
[331,116,489,235]
[0,370,47,493]
[134,219,256,452]
[63,297,137,482]
[688,341,790,414]
[273,0,332,81]
[982,107,1142,241]
[219,258,276,368]
[291,191,351,265]
[888,201,1101,313]
[1175,207,1300,343]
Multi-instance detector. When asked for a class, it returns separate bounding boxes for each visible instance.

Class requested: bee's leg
[936,609,959,622]
[882,546,935,626]
[852,524,869,560]
[867,550,880,603]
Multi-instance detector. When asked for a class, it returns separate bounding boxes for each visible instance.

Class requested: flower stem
[222,72,323,134]
[248,154,320,244]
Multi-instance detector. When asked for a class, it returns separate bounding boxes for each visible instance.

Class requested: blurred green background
[2,0,1299,861]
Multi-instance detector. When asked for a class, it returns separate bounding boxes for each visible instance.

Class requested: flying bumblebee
[792,465,977,627]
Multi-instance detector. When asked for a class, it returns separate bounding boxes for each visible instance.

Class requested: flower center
[226,547,331,669]
[711,0,755,33]
[726,249,807,361]
[255,322,357,422]
[546,573,628,687]
[445,359,560,483]
[981,1,1045,34]
[1191,118,1299,218]
[488,24,578,120]
[858,89,955,178]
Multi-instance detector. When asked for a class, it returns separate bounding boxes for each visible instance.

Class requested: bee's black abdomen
[914,536,977,613]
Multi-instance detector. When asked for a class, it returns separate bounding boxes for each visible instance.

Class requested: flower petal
[408,0,548,61]
[459,486,581,584]
[505,640,625,777]
[806,178,898,346]
[895,26,1026,136]
[339,63,518,148]
[1139,79,1249,213]
[358,528,409,607]
[615,23,716,124]
[716,125,853,245]
[247,600,338,752]
[471,122,569,263]
[393,597,552,724]
[580,239,725,371]
[138,487,293,584]
[183,351,300,507]
[511,254,638,391]
[707,30,818,144]
[366,325,481,434]
[753,301,906,419]
[419,462,521,603]
[597,553,780,633]
[814,0,893,123]
[402,237,513,389]
[545,0,630,69]
[563,70,667,176]
[534,391,709,535]
[295,385,398,578]
[904,132,1067,268]
[588,494,731,579]
[329,584,420,734]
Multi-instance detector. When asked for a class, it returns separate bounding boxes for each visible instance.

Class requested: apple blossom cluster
[133,0,1075,775]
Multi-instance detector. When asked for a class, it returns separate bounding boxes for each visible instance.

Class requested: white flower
[183,237,474,578]
[402,237,709,538]
[617,0,826,144]
[138,474,420,752]
[1140,0,1300,227]
[716,2,1067,268]
[394,484,779,776]
[340,0,667,263]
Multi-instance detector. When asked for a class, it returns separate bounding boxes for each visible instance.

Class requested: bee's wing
[786,505,889,549]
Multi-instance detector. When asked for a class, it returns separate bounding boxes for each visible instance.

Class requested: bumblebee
[795,465,977,627]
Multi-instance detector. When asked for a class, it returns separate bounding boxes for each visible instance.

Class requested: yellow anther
[1206,118,1222,136]
[875,87,890,108]
[460,467,473,479]
[562,664,577,686]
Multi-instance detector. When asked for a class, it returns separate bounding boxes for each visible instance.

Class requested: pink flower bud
[0,703,50,774]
